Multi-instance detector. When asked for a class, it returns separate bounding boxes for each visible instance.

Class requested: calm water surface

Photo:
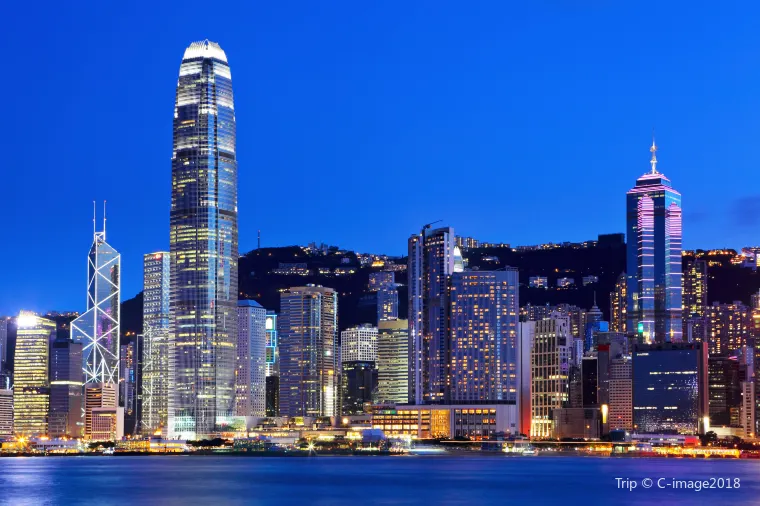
[1,455,759,505]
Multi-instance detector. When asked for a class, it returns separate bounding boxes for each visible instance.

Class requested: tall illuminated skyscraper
[71,211,121,385]
[236,300,267,419]
[278,286,338,417]
[408,225,455,404]
[141,252,170,435]
[626,140,682,343]
[14,311,56,436]
[449,270,519,402]
[169,40,238,439]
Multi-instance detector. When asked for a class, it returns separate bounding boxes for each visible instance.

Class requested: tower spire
[650,134,658,174]
[103,200,107,240]
[92,200,96,239]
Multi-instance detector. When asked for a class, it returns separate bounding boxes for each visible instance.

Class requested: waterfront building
[341,324,378,363]
[14,311,55,436]
[236,300,267,419]
[49,340,84,438]
[708,356,741,428]
[278,285,338,417]
[408,225,455,404]
[71,212,121,386]
[449,269,519,403]
[377,319,409,404]
[265,311,278,377]
[610,272,627,333]
[371,403,518,439]
[632,342,708,434]
[91,407,124,441]
[707,301,750,356]
[552,408,601,439]
[169,40,238,439]
[608,355,633,431]
[120,341,138,435]
[626,140,683,343]
[530,313,571,438]
[141,252,170,435]
[518,322,535,435]
[0,389,12,438]
[84,382,118,440]
[341,361,377,415]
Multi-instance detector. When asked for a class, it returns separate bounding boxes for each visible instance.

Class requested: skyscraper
[708,301,750,356]
[449,269,519,402]
[0,389,12,438]
[408,225,455,404]
[530,313,571,439]
[14,311,56,436]
[626,140,682,343]
[341,324,378,415]
[49,340,84,438]
[265,311,278,377]
[141,252,170,435]
[120,341,138,435]
[0,318,7,372]
[71,210,121,386]
[609,272,627,333]
[169,40,238,439]
[278,286,338,417]
[377,319,409,404]
[236,300,267,419]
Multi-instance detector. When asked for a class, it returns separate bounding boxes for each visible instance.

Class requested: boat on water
[503,442,538,456]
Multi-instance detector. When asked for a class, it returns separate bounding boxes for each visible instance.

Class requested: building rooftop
[183,40,227,63]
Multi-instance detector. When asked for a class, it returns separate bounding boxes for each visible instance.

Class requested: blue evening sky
[2,1,759,315]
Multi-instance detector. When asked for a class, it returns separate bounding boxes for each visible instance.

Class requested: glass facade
[169,40,238,439]
[278,286,337,418]
[407,226,455,404]
[236,300,267,418]
[377,319,409,404]
[14,312,56,436]
[71,230,121,385]
[632,343,707,434]
[626,142,682,343]
[265,312,278,377]
[141,252,170,435]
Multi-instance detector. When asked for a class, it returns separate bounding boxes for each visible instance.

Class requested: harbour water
[1,455,759,505]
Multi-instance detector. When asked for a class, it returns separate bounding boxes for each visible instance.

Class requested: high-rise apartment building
[449,270,519,403]
[71,214,121,386]
[708,301,750,356]
[610,272,627,333]
[530,313,571,438]
[236,300,267,419]
[278,286,338,417]
[683,258,708,317]
[141,252,170,435]
[408,225,455,404]
[626,141,682,343]
[340,324,378,415]
[169,40,238,439]
[49,340,84,438]
[14,311,55,436]
[377,319,409,404]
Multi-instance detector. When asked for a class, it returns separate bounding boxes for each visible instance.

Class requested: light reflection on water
[0,455,759,505]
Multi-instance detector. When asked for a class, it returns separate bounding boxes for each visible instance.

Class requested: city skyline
[5,2,760,315]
